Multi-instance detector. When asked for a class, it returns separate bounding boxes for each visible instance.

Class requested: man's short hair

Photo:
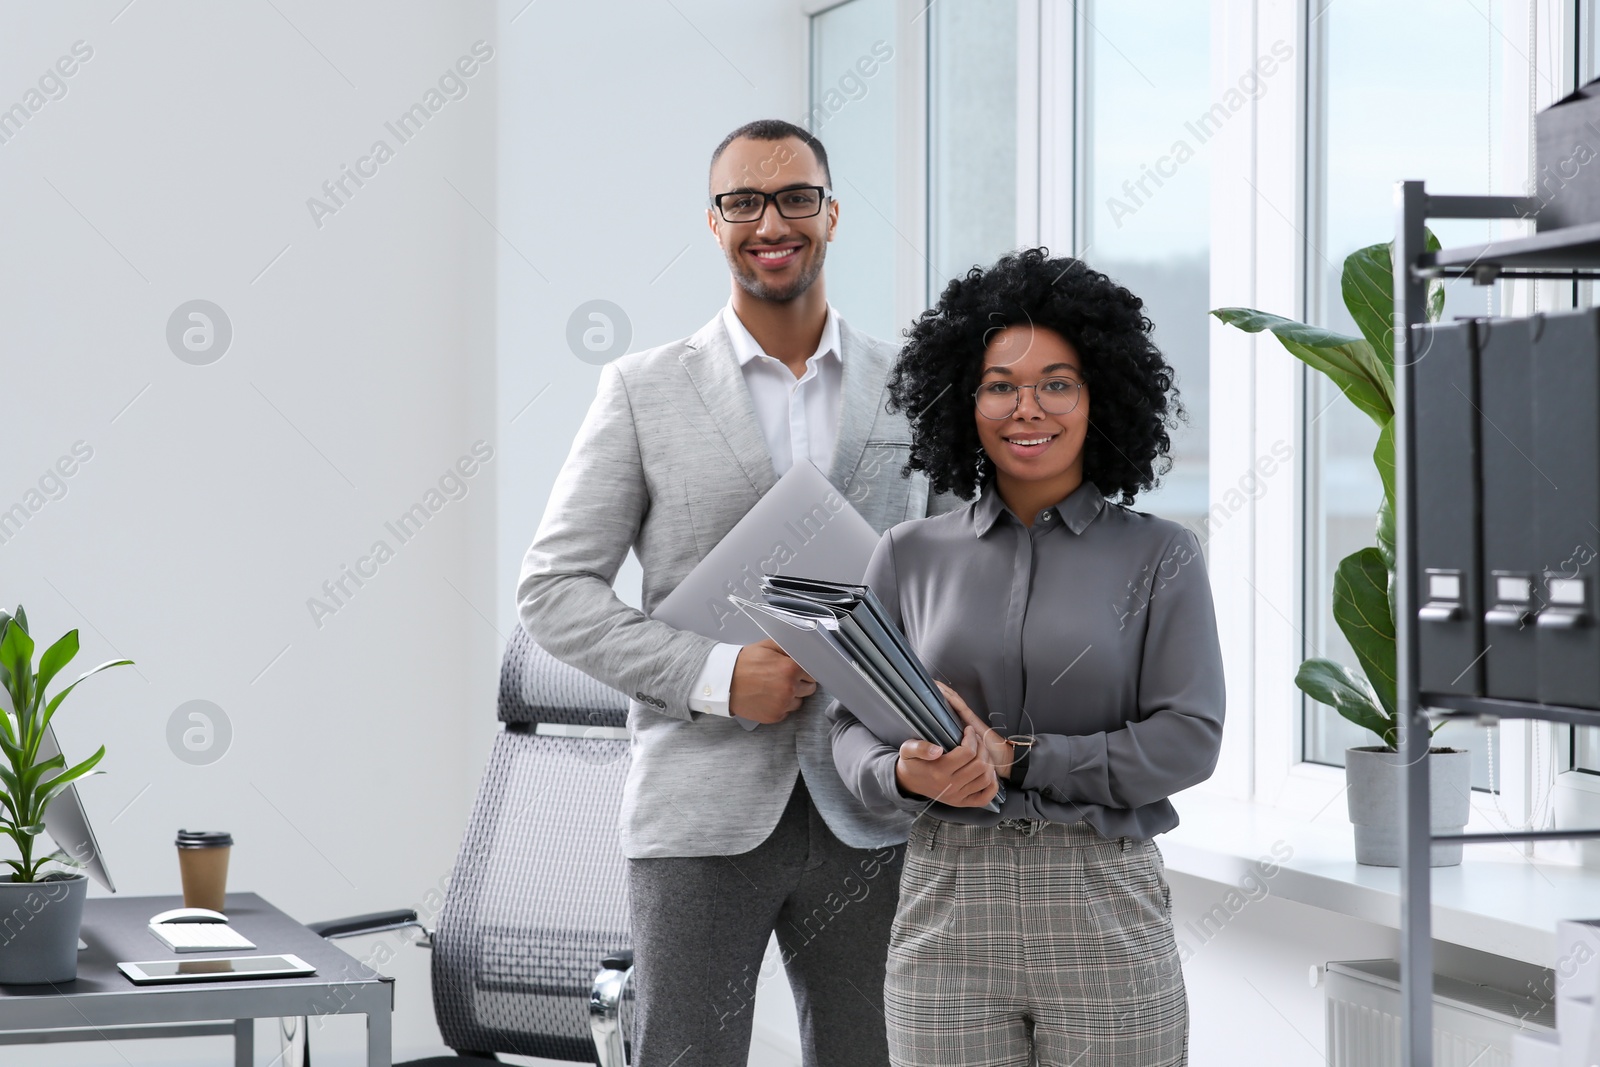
[708,119,832,195]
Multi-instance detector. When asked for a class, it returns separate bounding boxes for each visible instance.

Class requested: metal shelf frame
[1394,182,1600,1064]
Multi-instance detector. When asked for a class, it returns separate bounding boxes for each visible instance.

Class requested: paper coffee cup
[175,829,232,913]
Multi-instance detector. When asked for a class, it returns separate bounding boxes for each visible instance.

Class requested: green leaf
[0,623,34,724]
[37,658,134,741]
[1333,547,1398,721]
[19,753,64,796]
[35,747,104,819]
[1373,419,1395,511]
[1337,232,1446,367]
[1375,495,1396,573]
[34,630,78,700]
[1341,242,1402,369]
[37,771,102,821]
[1296,658,1395,747]
[1211,307,1394,426]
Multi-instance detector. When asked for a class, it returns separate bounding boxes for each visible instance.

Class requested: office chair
[283,627,635,1066]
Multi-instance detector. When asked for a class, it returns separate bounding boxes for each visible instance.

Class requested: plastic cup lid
[175,829,233,848]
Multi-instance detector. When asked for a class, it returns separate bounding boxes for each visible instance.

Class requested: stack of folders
[729,574,1005,813]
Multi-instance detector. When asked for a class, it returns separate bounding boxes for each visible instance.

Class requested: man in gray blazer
[517,120,963,1067]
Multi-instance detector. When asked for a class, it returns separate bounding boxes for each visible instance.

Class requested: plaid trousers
[884,815,1187,1067]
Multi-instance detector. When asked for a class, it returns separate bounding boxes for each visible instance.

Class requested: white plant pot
[0,872,88,983]
[1345,747,1472,867]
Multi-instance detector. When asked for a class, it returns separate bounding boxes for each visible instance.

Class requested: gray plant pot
[0,872,88,984]
[1345,747,1472,867]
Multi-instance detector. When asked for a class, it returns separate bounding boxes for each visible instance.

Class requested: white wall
[1,0,812,1063]
[492,0,809,627]
[0,0,498,1061]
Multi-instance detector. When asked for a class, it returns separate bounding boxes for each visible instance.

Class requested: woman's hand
[935,681,1013,778]
[894,728,999,808]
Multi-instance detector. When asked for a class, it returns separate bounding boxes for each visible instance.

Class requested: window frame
[818,0,1587,836]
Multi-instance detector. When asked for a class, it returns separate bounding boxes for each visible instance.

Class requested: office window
[928,0,1019,296]
[809,0,898,342]
[1079,0,1211,539]
[1305,0,1510,787]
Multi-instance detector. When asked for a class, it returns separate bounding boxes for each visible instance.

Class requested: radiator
[1325,959,1555,1067]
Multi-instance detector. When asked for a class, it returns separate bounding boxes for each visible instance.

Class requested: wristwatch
[1005,734,1036,786]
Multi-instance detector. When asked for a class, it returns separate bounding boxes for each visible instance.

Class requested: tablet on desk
[118,954,316,984]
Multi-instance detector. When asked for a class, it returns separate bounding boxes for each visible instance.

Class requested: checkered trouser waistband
[923,816,1140,848]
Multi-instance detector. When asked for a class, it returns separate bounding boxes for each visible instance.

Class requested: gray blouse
[827,476,1226,839]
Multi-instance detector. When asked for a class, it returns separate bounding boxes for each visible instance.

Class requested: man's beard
[728,240,826,303]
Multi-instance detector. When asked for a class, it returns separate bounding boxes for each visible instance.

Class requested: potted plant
[0,606,131,982]
[1212,234,1470,867]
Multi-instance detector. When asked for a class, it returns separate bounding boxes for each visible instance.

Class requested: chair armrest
[307,909,425,941]
[590,951,634,1067]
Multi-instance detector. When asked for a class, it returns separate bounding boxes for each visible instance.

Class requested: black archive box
[1536,78,1600,230]
[1477,316,1540,701]
[1532,309,1600,709]
[1411,319,1483,697]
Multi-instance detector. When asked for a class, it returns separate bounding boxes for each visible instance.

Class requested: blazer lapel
[828,318,889,489]
[678,314,779,495]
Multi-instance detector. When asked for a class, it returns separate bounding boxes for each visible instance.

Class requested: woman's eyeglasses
[974,377,1085,419]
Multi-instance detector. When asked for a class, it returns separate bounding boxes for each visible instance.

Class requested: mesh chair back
[432,627,633,1061]
[498,625,630,729]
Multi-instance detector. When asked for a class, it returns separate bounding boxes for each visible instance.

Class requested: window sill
[1158,789,1599,967]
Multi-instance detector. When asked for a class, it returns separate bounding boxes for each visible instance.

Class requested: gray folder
[1412,319,1484,697]
[1533,309,1600,708]
[730,595,1003,814]
[1478,316,1540,701]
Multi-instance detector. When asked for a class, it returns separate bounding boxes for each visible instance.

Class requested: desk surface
[0,893,393,1065]
[0,892,390,1013]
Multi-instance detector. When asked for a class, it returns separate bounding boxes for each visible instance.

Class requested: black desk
[0,892,393,1066]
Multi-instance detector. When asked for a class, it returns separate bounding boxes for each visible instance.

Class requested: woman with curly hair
[828,247,1225,1066]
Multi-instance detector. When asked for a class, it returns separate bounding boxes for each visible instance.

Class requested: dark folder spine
[1478,316,1540,701]
[1413,320,1484,697]
[1533,309,1600,708]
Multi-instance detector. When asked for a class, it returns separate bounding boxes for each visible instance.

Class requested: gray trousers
[886,816,1187,1067]
[626,774,905,1067]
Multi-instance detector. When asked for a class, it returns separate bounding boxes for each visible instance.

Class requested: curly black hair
[887,247,1186,506]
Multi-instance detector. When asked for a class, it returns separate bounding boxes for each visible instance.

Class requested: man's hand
[894,728,1000,808]
[728,639,816,724]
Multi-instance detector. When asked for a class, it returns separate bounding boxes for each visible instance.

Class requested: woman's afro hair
[886,246,1186,506]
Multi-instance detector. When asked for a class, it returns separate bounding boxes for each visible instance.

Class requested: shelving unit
[1395,181,1600,1064]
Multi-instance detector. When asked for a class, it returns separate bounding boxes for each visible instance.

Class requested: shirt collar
[972,477,1107,538]
[721,301,841,368]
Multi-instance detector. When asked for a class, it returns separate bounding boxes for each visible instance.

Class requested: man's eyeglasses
[974,377,1086,419]
[711,185,832,224]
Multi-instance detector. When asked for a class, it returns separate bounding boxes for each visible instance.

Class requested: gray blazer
[517,311,966,858]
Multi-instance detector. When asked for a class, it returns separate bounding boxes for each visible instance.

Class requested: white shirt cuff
[687,642,742,716]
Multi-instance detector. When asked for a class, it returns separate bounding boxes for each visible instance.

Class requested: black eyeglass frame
[709,185,834,223]
[973,376,1088,419]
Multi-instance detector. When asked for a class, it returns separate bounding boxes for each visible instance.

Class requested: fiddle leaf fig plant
[0,606,132,882]
[1211,232,1444,751]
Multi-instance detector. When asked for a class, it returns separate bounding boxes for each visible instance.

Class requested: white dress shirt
[687,302,844,716]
